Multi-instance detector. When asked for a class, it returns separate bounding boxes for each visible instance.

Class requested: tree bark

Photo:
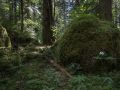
[13,0,17,23]
[42,0,54,45]
[20,0,24,31]
[99,0,112,21]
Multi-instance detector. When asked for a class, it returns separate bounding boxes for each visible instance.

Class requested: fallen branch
[43,45,72,78]
[49,60,72,78]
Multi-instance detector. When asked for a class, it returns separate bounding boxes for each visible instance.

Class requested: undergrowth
[0,47,120,90]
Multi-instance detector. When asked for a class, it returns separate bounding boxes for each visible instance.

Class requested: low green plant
[41,68,66,90]
[67,75,114,90]
[0,49,22,73]
[23,79,43,90]
[108,71,120,89]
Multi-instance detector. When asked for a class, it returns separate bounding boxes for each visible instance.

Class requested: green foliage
[0,2,9,25]
[23,68,65,90]
[11,29,39,46]
[0,46,119,90]
[52,17,66,40]
[9,18,42,45]
[24,19,39,27]
[107,71,120,89]
[23,79,43,90]
[67,75,114,90]
[0,49,21,72]
[55,14,120,72]
[27,0,40,5]
[70,0,99,18]
[0,0,42,45]
[52,26,64,40]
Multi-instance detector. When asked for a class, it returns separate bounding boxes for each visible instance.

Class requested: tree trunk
[13,0,17,23]
[42,0,54,45]
[99,0,112,21]
[20,0,24,31]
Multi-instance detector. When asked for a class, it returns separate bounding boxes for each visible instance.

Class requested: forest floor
[0,46,120,90]
[0,46,69,90]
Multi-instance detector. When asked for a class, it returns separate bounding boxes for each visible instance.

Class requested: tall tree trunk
[9,0,13,24]
[13,0,17,23]
[99,0,112,21]
[63,0,66,27]
[53,0,56,18]
[114,3,118,26]
[20,0,24,31]
[42,0,54,45]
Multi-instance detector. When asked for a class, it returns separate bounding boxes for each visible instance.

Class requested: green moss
[56,14,120,72]
[0,25,11,48]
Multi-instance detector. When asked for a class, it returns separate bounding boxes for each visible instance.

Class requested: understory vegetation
[54,14,120,73]
[0,47,120,90]
[0,0,120,90]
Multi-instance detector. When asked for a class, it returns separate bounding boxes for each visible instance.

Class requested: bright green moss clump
[56,14,120,72]
[0,25,11,48]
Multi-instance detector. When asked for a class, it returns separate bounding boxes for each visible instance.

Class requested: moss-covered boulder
[0,25,11,48]
[56,14,120,72]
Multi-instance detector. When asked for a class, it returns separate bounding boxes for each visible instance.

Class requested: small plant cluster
[23,68,65,90]
[67,75,114,90]
[0,49,21,73]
